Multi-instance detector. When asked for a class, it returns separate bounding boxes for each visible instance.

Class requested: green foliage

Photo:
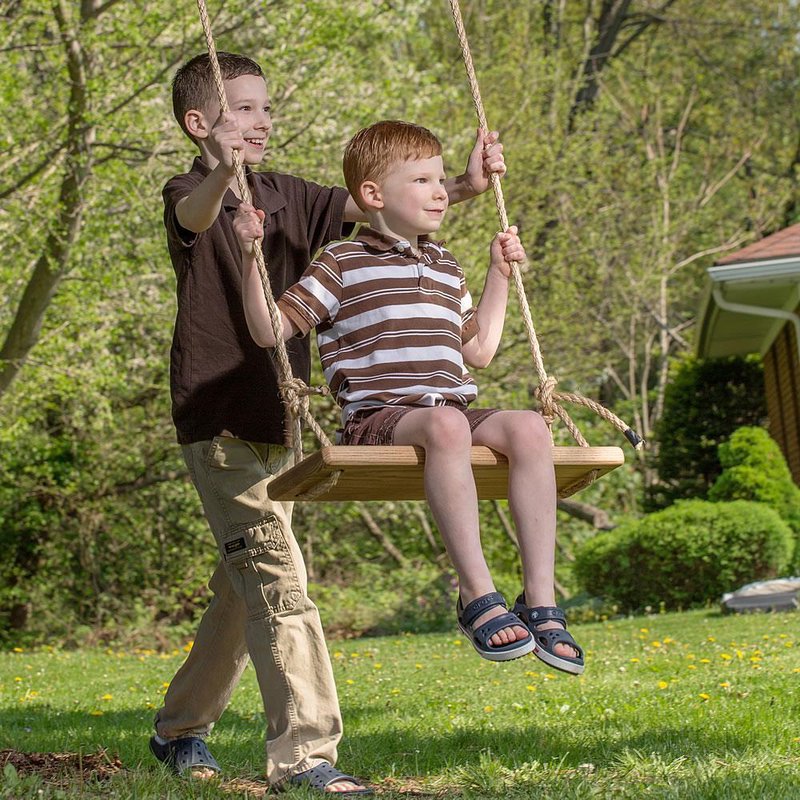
[709,426,800,571]
[647,356,767,510]
[574,500,793,611]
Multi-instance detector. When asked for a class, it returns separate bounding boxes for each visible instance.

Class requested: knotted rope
[448,0,643,453]
[196,0,338,485]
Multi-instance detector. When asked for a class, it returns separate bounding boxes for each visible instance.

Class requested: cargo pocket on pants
[221,513,302,620]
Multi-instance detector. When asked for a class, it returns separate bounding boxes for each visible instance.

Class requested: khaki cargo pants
[155,435,341,786]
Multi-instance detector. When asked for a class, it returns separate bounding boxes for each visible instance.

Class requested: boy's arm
[342,128,506,222]
[176,112,244,233]
[234,203,297,348]
[462,226,524,369]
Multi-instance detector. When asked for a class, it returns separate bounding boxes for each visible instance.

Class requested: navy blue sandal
[457,591,536,662]
[288,762,373,795]
[512,596,585,675]
[149,735,221,777]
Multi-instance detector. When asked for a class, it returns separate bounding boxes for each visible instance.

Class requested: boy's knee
[220,514,305,619]
[424,407,471,449]
[511,411,551,453]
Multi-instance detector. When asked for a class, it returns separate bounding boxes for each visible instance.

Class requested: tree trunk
[0,0,94,399]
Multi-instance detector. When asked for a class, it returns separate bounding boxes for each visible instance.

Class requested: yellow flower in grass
[698,693,710,701]
[89,710,104,716]
[720,653,732,661]
[651,641,662,648]
[182,641,194,653]
[657,680,669,690]
[101,694,113,701]
[12,647,23,653]
[484,705,494,713]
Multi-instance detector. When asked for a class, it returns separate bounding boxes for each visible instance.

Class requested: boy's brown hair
[343,120,442,210]
[172,52,264,141]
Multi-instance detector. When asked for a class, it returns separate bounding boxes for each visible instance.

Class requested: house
[696,223,800,483]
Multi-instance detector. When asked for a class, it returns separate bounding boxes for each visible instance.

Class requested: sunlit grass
[1,609,799,798]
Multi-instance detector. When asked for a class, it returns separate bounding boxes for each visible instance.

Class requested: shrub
[646,355,766,510]
[709,427,800,571]
[574,499,793,611]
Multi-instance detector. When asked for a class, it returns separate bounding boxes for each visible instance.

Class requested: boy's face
[195,74,272,165]
[368,155,448,241]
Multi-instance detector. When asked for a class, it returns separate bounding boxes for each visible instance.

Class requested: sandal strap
[459,591,507,628]
[290,762,370,793]
[534,626,584,659]
[472,610,529,649]
[516,602,568,629]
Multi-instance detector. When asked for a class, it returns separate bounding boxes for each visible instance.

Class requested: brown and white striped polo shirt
[279,226,480,423]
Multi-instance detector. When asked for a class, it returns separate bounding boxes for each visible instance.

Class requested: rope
[195,0,336,467]
[448,0,643,452]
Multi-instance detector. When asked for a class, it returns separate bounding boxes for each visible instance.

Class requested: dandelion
[345,679,355,685]
[640,628,649,634]
[526,685,537,692]
[719,682,731,688]
[698,693,710,701]
[333,651,344,659]
[658,680,669,690]
[390,688,401,695]
[350,652,360,659]
[373,663,383,670]
[699,658,711,664]
[415,663,423,669]
[707,636,716,642]
[182,641,194,653]
[89,710,104,716]
[484,705,494,713]
[720,653,732,661]
[630,657,640,663]
[651,641,662,648]
[12,647,23,653]
[452,640,463,646]
[101,694,113,701]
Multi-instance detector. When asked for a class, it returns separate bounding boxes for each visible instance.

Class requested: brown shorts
[339,404,500,446]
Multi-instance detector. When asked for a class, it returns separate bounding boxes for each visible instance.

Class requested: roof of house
[697,223,800,360]
[716,222,800,265]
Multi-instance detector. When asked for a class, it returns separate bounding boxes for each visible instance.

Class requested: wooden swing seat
[268,445,625,502]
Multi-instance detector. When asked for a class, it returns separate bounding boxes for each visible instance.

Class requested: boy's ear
[184,109,210,140]
[360,181,383,210]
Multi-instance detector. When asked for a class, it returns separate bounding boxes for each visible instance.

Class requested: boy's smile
[369,155,449,245]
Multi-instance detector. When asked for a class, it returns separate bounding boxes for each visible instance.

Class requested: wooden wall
[764,305,800,484]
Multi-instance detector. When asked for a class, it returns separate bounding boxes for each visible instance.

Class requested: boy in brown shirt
[153,52,507,795]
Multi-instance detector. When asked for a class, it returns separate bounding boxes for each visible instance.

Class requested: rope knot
[534,375,559,425]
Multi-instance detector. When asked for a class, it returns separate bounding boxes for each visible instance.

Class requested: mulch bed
[0,749,125,784]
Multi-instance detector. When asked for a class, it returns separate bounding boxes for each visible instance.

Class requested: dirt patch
[0,749,125,784]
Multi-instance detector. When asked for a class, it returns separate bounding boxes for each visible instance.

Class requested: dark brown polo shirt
[163,157,350,445]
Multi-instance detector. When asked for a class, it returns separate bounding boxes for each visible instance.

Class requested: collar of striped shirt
[355,225,445,258]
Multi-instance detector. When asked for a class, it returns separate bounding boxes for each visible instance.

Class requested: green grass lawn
[1,608,799,798]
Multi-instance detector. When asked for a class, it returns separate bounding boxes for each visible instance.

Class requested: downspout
[712,287,800,365]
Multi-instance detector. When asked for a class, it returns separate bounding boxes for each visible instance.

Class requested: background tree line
[1,0,797,644]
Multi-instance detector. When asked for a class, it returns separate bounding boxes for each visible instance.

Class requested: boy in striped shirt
[235,120,584,673]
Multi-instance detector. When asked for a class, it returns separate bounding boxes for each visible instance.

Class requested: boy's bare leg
[393,406,529,647]
[471,410,578,659]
